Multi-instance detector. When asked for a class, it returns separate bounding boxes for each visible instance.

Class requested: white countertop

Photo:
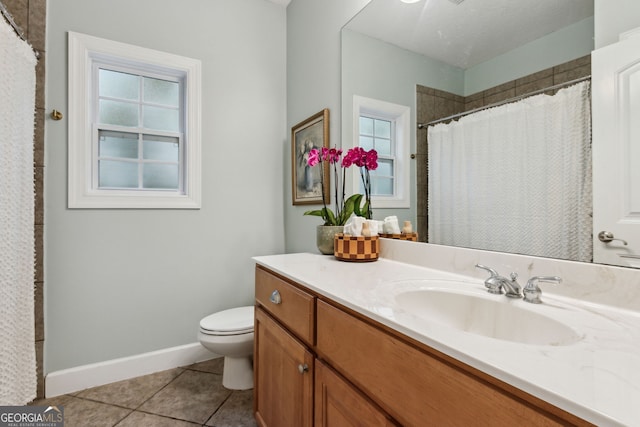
[253,252,640,427]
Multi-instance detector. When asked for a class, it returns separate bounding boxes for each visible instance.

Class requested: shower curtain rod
[418,75,591,128]
[0,0,26,42]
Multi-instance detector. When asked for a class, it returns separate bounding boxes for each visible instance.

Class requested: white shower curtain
[0,16,37,404]
[428,81,592,262]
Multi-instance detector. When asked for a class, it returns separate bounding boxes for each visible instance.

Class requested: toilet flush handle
[270,290,282,305]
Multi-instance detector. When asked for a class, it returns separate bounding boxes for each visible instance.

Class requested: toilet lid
[200,306,254,334]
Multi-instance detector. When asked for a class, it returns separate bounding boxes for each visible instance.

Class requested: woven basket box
[334,233,379,262]
[379,232,418,242]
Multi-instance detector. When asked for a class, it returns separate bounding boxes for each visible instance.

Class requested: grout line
[110,408,135,427]
[203,391,234,426]
[132,368,187,412]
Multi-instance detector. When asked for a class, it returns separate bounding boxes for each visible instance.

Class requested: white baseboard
[45,343,219,397]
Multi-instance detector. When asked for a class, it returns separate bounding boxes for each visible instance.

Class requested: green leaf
[324,208,337,226]
[347,194,364,217]
[303,209,324,217]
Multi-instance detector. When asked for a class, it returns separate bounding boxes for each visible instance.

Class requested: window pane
[99,99,139,126]
[144,77,179,107]
[359,136,374,151]
[99,160,138,188]
[375,139,392,156]
[375,159,394,176]
[143,164,179,189]
[143,105,179,132]
[99,130,138,159]
[143,135,179,161]
[372,177,394,196]
[360,117,374,136]
[374,119,391,138]
[99,69,139,100]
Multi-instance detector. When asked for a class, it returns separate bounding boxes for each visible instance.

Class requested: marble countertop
[253,252,640,427]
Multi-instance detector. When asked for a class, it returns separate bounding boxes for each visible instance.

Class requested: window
[359,115,395,196]
[352,96,410,208]
[68,32,201,208]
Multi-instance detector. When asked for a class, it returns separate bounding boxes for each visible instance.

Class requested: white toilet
[198,305,255,390]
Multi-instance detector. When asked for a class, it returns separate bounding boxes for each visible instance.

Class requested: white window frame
[68,32,202,208]
[352,95,410,208]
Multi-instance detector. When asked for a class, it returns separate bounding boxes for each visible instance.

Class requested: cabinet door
[254,307,313,427]
[315,360,396,427]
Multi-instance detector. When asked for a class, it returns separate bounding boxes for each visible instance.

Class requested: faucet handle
[523,276,562,304]
[476,264,499,277]
[475,264,502,294]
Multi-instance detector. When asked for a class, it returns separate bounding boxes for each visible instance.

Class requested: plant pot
[316,225,344,255]
[334,233,379,262]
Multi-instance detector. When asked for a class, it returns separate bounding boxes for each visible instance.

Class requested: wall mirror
[341,0,608,264]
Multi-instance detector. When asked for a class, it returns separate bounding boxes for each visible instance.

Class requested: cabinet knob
[269,290,282,304]
[298,364,309,374]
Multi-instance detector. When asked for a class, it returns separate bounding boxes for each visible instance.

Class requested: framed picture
[291,109,330,205]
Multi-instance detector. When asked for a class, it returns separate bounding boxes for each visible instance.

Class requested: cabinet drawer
[255,266,315,345]
[316,300,587,427]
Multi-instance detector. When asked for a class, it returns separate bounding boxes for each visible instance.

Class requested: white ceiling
[344,0,594,69]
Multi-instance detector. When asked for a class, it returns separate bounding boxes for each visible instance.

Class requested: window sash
[91,62,186,193]
[93,125,184,191]
[359,115,396,197]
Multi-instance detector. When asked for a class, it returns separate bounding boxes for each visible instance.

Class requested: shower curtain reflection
[427,81,592,262]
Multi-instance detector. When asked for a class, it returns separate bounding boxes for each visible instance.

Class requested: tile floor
[30,358,257,427]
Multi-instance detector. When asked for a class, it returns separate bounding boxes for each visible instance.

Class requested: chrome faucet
[523,276,562,304]
[475,264,522,298]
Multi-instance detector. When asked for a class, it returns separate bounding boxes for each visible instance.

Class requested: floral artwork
[291,109,330,205]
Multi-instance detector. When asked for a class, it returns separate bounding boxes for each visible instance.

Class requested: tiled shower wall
[3,0,46,399]
[416,55,591,242]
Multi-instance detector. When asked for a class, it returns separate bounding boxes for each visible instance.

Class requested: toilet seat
[200,306,254,336]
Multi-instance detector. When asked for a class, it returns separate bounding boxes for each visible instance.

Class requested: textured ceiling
[344,0,594,69]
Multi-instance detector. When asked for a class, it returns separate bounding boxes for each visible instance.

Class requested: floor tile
[138,369,231,424]
[55,396,132,427]
[77,368,183,409]
[206,390,256,427]
[116,411,200,426]
[185,357,224,374]
[30,393,75,408]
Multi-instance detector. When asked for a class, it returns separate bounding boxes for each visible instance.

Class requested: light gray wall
[341,29,465,225]
[45,0,286,373]
[465,17,594,95]
[595,0,640,48]
[284,0,371,254]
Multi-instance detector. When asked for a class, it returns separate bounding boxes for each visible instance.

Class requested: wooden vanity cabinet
[254,307,314,427]
[254,267,315,427]
[315,359,397,427]
[254,266,592,427]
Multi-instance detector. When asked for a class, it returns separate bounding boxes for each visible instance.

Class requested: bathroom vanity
[253,241,640,426]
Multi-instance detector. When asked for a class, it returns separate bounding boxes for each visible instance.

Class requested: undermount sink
[395,288,582,346]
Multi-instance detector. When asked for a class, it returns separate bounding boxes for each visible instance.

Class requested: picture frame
[291,108,330,205]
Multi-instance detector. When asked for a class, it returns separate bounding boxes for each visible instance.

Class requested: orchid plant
[304,146,378,226]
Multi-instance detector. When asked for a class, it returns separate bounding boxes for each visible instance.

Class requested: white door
[592,30,640,267]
